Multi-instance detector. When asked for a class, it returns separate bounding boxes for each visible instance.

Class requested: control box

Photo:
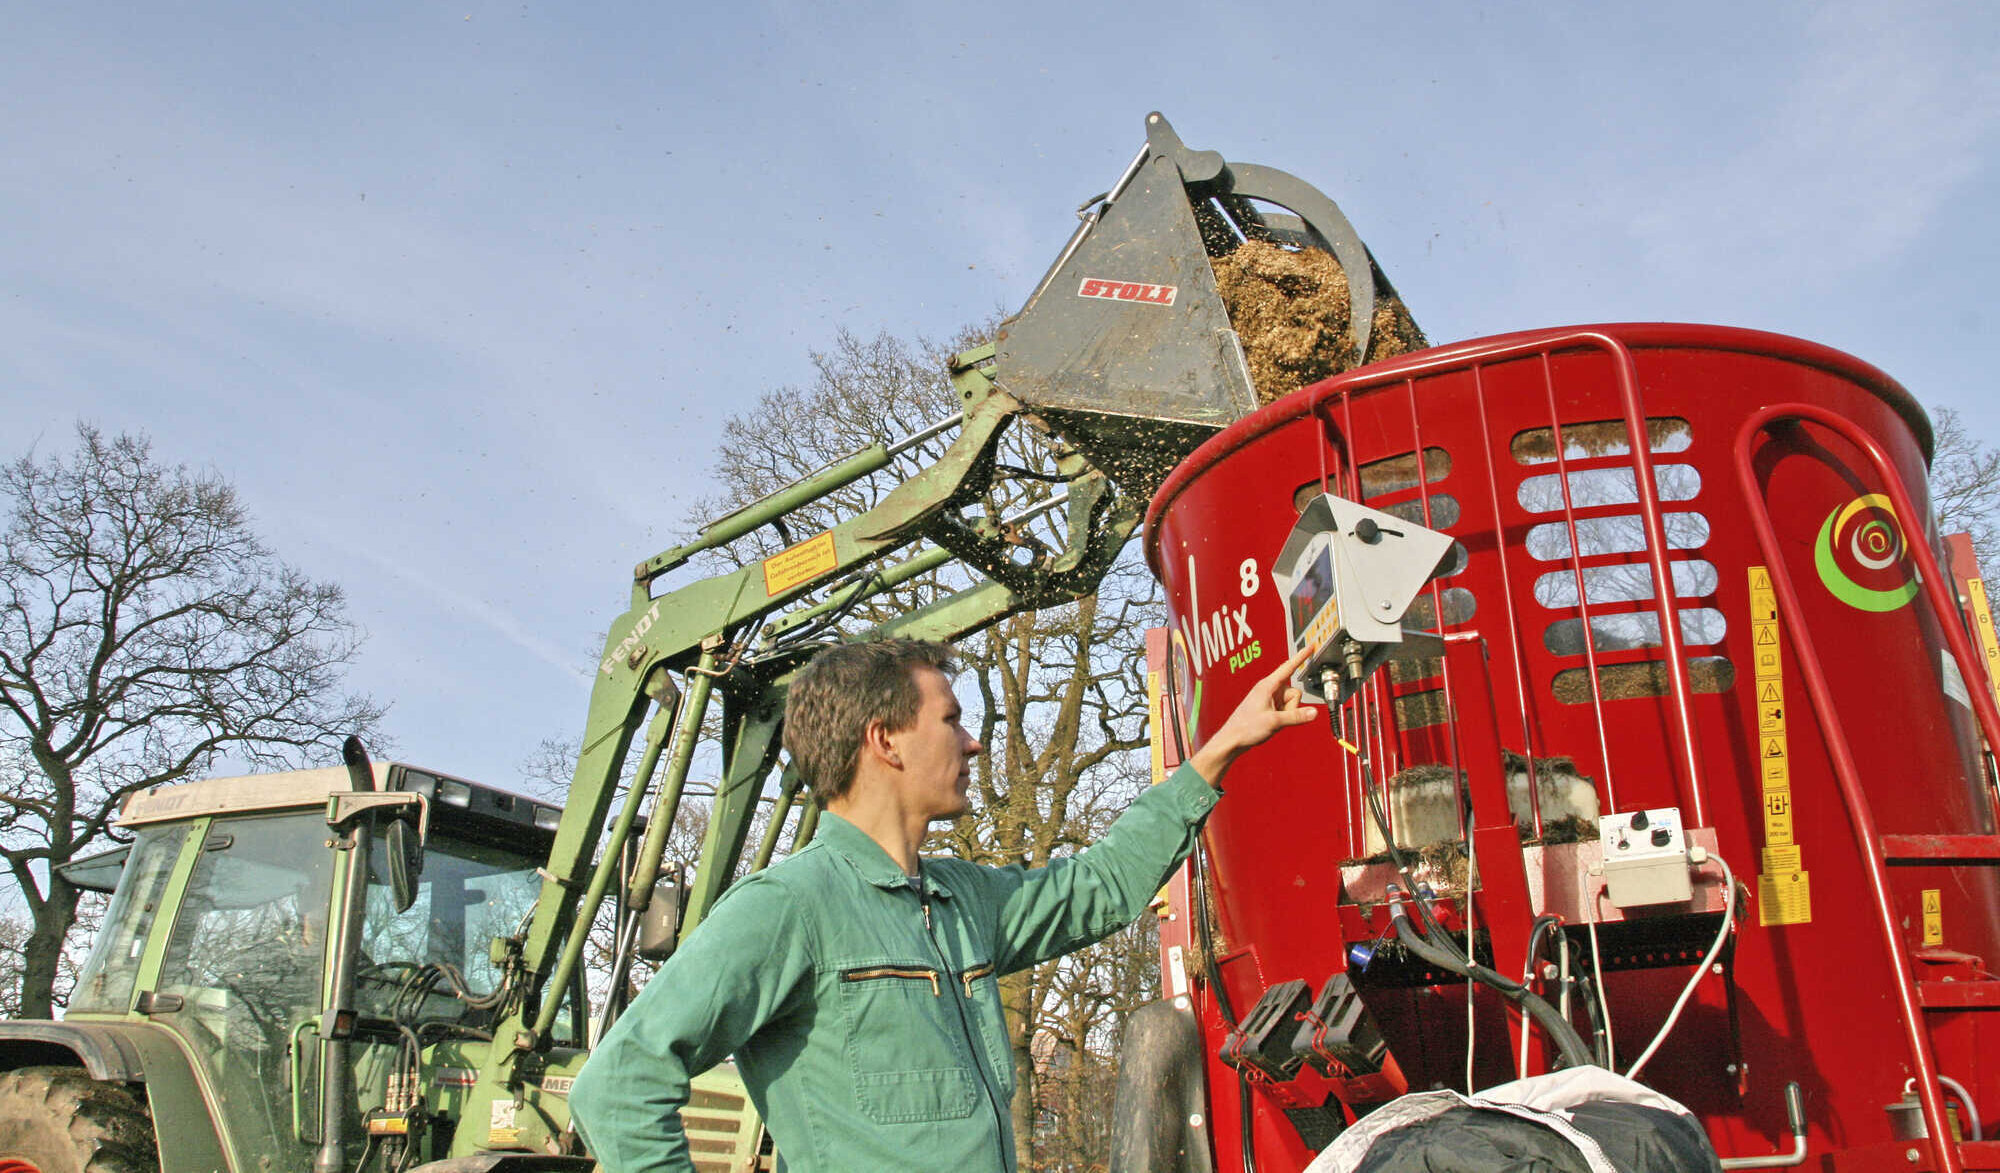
[1598,807,1693,908]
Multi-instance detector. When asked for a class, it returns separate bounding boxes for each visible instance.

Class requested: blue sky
[3,1,1995,790]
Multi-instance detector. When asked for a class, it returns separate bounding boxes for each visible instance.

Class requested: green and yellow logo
[1814,493,1918,612]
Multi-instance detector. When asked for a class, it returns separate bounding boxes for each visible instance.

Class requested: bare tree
[0,425,384,1017]
[1930,406,2000,581]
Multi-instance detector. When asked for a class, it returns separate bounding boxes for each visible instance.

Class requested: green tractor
[0,748,767,1173]
[0,114,1405,1173]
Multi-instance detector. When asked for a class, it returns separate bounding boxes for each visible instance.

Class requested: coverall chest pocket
[838,964,979,1124]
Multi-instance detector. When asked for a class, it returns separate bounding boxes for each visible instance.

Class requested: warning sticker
[487,1099,523,1148]
[763,531,839,597]
[1923,888,1944,946]
[1762,844,1802,873]
[1971,579,2000,712]
[1762,790,1793,845]
[1758,870,1813,926]
[1750,566,1809,924]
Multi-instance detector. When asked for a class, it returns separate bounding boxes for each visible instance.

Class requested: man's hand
[1188,646,1320,786]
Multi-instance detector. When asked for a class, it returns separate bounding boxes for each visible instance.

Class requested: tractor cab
[57,761,574,1173]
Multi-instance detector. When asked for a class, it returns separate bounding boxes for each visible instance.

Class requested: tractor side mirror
[383,813,423,915]
[635,875,687,963]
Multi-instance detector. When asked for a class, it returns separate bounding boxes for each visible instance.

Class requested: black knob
[1630,810,1649,830]
[1355,518,1381,544]
[1651,827,1672,847]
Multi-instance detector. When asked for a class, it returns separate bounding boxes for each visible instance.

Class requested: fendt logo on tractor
[1077,277,1177,305]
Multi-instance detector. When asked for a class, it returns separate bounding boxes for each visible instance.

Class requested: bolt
[1725,1063,1738,1074]
[1190,1113,1204,1128]
[1907,1148,1921,1163]
[1713,963,1725,975]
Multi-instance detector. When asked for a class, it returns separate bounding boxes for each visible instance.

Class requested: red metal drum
[1147,324,2000,1173]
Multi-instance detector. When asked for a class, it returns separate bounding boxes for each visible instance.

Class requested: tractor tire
[0,1067,157,1173]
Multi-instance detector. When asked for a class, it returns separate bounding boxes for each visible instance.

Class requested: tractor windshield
[353,831,544,1027]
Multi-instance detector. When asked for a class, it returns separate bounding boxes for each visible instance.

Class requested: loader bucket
[994,112,1408,495]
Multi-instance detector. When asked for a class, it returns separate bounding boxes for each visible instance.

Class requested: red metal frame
[1732,402,2000,1173]
[1297,330,1712,825]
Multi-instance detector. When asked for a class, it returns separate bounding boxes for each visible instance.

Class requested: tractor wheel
[0,1067,157,1173]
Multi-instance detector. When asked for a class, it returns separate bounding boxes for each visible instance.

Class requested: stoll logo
[1813,493,1918,612]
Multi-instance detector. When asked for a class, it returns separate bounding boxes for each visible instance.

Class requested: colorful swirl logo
[1814,493,1918,612]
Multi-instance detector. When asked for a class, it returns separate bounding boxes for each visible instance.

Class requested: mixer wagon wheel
[0,1067,157,1173]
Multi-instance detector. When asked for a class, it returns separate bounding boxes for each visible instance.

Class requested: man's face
[887,666,983,822]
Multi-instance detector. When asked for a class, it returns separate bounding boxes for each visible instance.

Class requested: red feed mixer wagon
[1140,323,2000,1173]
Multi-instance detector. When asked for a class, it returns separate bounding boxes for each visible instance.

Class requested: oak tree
[0,426,384,1016]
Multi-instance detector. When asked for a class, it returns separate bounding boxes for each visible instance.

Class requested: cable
[1388,899,1593,1069]
[1587,912,1614,1071]
[1904,1075,1983,1142]
[1465,860,1477,1093]
[1330,670,1468,967]
[1192,840,1257,1173]
[1625,852,1737,1080]
[1518,914,1562,1080]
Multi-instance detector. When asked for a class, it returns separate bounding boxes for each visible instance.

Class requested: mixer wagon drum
[1143,323,2000,1173]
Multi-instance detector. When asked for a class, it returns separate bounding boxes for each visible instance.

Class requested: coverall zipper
[921,883,1010,1162]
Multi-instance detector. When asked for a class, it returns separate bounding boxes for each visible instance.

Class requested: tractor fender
[0,1019,232,1173]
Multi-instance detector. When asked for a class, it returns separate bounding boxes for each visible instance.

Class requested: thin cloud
[1620,1,1998,282]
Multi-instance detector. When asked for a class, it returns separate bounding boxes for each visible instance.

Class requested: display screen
[1288,544,1338,651]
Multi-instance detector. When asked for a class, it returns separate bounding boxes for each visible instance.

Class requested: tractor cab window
[68,824,191,1015]
[153,812,337,1162]
[356,832,546,1031]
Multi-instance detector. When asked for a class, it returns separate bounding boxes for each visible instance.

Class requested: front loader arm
[451,112,1417,1159]
[466,355,1146,1118]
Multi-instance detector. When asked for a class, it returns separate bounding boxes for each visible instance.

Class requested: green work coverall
[569,761,1219,1173]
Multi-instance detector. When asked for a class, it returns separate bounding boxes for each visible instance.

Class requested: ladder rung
[1920,980,2000,1009]
[1882,834,2000,864]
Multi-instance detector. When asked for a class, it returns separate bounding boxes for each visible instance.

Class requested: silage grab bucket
[992,111,1409,495]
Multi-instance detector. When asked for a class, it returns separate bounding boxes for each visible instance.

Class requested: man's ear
[861,718,903,770]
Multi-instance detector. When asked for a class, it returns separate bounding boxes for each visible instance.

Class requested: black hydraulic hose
[1523,914,1561,977]
[1170,666,1258,1173]
[1389,903,1593,1069]
[1192,842,1257,1173]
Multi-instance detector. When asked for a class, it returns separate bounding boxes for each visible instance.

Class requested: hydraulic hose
[1389,902,1594,1070]
[1193,842,1257,1173]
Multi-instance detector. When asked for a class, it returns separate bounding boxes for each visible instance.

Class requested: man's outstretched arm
[984,648,1318,972]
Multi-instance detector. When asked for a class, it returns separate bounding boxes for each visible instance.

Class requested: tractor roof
[117,762,561,839]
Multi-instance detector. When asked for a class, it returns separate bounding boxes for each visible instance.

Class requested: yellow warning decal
[1968,579,2000,714]
[1750,566,1812,925]
[763,530,839,597]
[1923,888,1944,947]
[1757,870,1813,925]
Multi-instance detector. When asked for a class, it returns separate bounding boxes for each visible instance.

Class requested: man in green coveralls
[570,638,1316,1173]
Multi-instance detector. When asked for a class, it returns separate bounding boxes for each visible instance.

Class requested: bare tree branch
[0,425,385,1016]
